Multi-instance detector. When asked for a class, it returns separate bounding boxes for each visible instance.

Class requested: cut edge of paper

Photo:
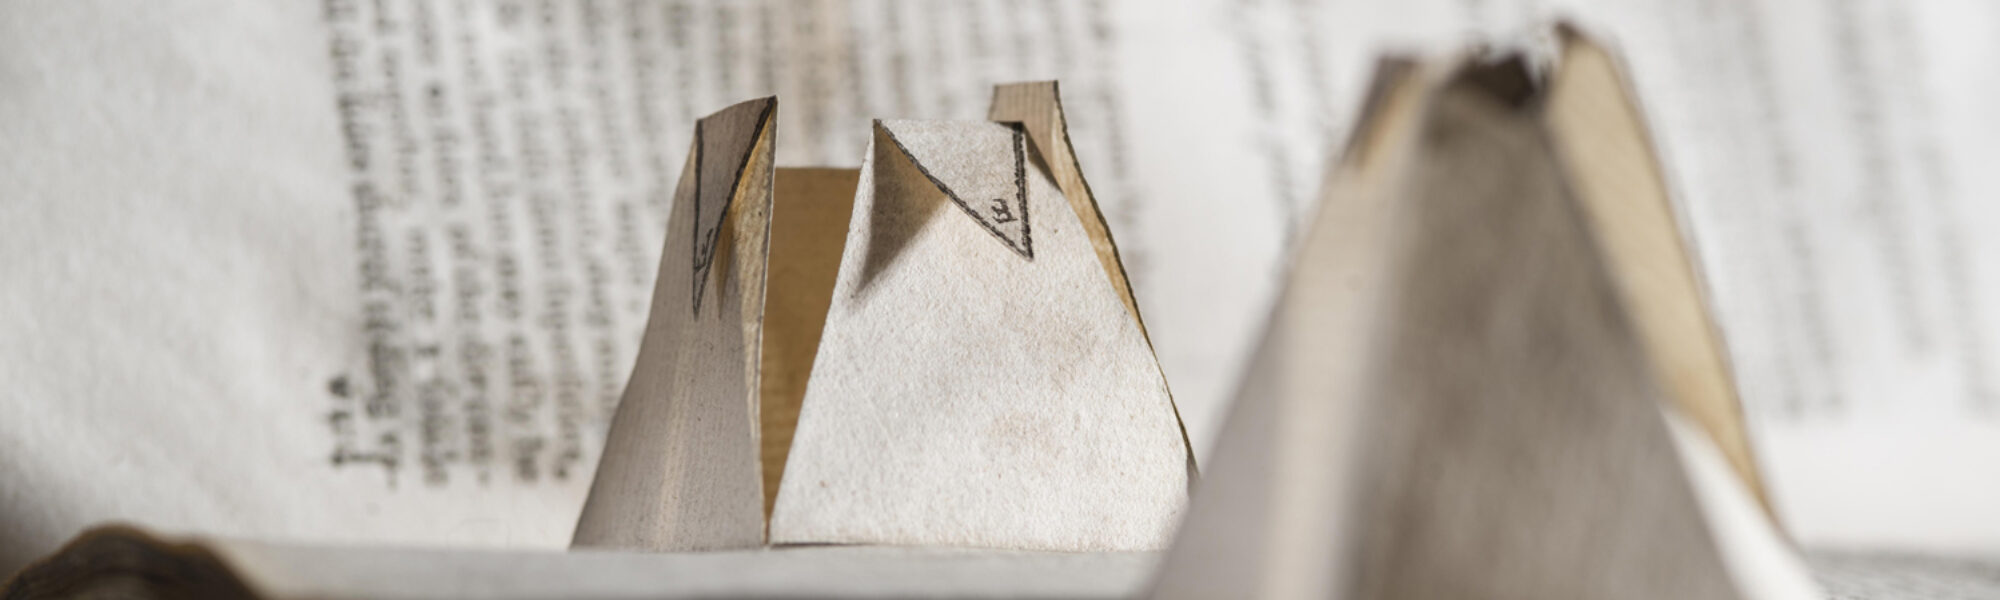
[987,82,1142,334]
[693,98,777,315]
[988,81,1198,480]
[1542,22,1776,520]
[1665,411,1823,600]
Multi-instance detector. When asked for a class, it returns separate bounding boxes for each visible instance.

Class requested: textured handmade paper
[576,86,1188,553]
[768,117,1190,552]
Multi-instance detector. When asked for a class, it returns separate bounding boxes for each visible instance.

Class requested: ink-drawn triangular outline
[691,98,776,314]
[877,120,1034,259]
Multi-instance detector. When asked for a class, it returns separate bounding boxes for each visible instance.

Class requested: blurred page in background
[0,0,1292,572]
[2,0,1996,574]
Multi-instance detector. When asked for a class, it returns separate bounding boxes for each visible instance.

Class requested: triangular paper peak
[1336,83,1741,599]
[878,119,1032,258]
[573,97,779,553]
[692,97,775,312]
[1152,39,1795,597]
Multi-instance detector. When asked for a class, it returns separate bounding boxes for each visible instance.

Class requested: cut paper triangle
[878,119,1034,258]
[1152,26,1812,599]
[574,84,1192,553]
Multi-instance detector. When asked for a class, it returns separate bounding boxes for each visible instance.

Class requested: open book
[9,23,1992,600]
[6,1,1998,576]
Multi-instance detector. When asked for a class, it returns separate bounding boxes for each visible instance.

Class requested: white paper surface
[767,120,1188,551]
[3,0,1996,574]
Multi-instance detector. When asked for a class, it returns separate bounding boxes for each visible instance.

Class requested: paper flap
[572,98,777,552]
[1543,24,1773,517]
[987,81,1194,479]
[877,119,1033,258]
[986,82,1134,315]
[693,97,776,312]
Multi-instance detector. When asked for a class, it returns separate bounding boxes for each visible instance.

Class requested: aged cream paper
[767,117,1188,551]
[574,84,1183,552]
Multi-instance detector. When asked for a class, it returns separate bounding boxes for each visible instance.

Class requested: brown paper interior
[757,167,859,520]
[718,117,776,528]
[1541,29,1773,517]
[726,108,776,380]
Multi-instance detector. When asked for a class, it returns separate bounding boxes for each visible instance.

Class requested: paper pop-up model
[571,83,1194,553]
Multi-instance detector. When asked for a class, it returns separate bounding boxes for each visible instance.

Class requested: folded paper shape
[1152,27,1809,599]
[574,83,1193,553]
[571,97,792,551]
